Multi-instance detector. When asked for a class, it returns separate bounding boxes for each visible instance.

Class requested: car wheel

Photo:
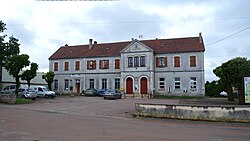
[32,98,36,100]
[44,94,48,98]
[22,95,26,99]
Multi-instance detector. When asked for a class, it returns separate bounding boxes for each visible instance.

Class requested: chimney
[94,41,97,44]
[89,39,93,50]
[199,32,203,43]
[131,38,134,41]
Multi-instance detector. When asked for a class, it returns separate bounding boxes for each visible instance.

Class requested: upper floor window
[87,60,96,70]
[134,56,139,67]
[115,59,120,69]
[156,57,167,67]
[128,57,133,67]
[54,62,58,71]
[75,61,80,70]
[174,56,180,67]
[99,60,109,69]
[190,56,196,67]
[140,56,145,67]
[128,56,146,68]
[64,62,69,71]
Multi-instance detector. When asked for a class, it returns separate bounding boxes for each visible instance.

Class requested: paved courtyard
[1,96,250,141]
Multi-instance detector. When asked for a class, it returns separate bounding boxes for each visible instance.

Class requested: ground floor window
[174,78,181,90]
[115,78,120,90]
[102,79,107,89]
[90,79,94,89]
[64,79,69,90]
[159,78,165,90]
[190,77,197,90]
[54,79,58,90]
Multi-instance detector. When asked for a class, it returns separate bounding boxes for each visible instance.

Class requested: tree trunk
[227,86,234,101]
[15,76,20,96]
[238,87,244,105]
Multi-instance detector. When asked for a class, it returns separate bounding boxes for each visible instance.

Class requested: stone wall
[135,103,250,122]
[0,94,16,104]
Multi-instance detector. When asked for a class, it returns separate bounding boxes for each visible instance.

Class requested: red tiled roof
[49,36,205,60]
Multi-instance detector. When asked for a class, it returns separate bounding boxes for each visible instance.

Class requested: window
[174,78,181,89]
[87,60,96,70]
[140,56,145,67]
[64,62,69,71]
[54,62,58,71]
[102,79,107,89]
[99,60,109,69]
[89,79,94,89]
[54,79,58,90]
[128,57,133,67]
[190,77,197,89]
[134,56,139,67]
[159,78,165,90]
[174,56,180,67]
[65,79,69,90]
[115,78,120,90]
[190,56,196,67]
[75,61,80,70]
[156,57,167,67]
[115,59,120,69]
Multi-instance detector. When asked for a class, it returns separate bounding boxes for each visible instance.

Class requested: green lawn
[15,98,34,104]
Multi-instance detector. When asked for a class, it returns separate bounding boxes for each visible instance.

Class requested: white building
[49,33,205,96]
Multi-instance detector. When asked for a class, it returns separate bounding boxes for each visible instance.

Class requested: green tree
[42,71,55,91]
[205,80,225,97]
[21,63,39,87]
[213,57,250,103]
[4,54,30,95]
[0,21,20,89]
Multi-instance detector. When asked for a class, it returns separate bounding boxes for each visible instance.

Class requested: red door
[126,78,133,94]
[140,77,147,94]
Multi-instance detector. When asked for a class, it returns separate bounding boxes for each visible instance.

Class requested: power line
[206,25,250,46]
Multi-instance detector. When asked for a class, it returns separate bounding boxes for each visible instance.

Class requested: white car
[30,86,56,98]
[220,91,227,97]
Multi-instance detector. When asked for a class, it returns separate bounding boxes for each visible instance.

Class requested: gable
[121,40,154,53]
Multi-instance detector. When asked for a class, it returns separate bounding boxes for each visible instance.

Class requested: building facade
[49,33,205,96]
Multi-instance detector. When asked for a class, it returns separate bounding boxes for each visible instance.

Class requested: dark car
[84,88,98,96]
[103,89,122,100]
[97,89,106,97]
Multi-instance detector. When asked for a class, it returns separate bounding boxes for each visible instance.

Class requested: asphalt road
[0,96,250,141]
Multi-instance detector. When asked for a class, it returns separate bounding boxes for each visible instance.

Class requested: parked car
[30,86,56,98]
[103,89,122,100]
[220,91,227,97]
[84,88,98,96]
[1,84,16,94]
[97,89,106,97]
[18,88,37,100]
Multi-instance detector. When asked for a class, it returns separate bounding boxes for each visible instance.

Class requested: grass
[154,95,203,99]
[15,98,34,104]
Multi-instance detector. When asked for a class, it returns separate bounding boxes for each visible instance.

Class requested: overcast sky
[0,0,250,82]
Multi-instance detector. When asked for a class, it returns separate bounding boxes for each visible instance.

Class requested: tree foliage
[21,63,39,87]
[0,20,20,89]
[42,71,55,91]
[213,57,250,103]
[4,54,30,94]
[205,80,225,97]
